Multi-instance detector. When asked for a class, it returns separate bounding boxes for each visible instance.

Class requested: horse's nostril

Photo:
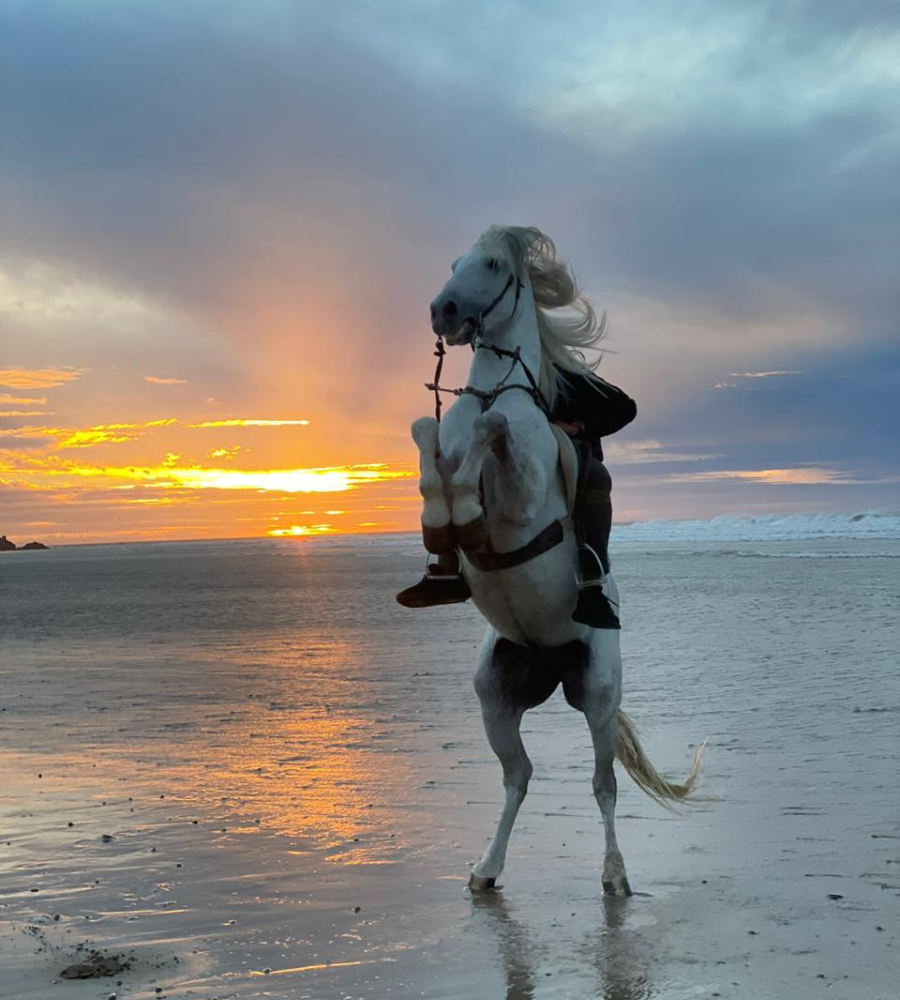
[442,300,458,318]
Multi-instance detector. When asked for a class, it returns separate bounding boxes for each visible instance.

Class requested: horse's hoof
[603,877,633,897]
[468,874,496,891]
[456,514,488,552]
[422,522,456,554]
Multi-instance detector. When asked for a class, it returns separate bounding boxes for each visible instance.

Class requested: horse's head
[429,228,526,346]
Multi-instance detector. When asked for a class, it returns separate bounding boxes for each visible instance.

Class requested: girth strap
[464,518,566,573]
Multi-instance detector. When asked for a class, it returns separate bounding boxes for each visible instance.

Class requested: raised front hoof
[422,522,456,554]
[603,877,633,898]
[468,873,497,892]
[455,514,488,552]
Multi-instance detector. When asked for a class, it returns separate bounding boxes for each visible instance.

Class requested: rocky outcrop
[0,536,50,551]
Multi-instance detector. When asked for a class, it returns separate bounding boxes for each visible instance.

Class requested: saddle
[548,423,583,517]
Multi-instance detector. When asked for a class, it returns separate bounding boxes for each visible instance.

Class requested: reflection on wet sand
[591,897,656,1000]
[471,890,656,1000]
[470,891,538,1000]
[3,539,898,999]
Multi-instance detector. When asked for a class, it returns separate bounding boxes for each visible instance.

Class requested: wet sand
[1,538,897,998]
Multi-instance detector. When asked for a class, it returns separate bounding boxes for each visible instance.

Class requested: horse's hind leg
[469,646,533,889]
[563,642,630,896]
[469,705,531,889]
[584,703,631,896]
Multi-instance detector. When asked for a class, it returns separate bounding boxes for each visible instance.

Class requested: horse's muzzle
[442,317,479,346]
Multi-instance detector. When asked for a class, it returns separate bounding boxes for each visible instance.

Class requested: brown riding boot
[396,555,471,608]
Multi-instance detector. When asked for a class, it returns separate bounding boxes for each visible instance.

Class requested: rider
[396,367,636,629]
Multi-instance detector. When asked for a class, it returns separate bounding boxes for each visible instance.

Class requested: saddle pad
[549,423,578,516]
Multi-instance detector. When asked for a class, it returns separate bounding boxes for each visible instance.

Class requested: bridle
[422,270,570,574]
[425,274,552,423]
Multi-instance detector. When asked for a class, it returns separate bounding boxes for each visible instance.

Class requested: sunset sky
[2,0,898,544]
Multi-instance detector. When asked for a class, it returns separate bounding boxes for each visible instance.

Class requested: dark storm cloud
[627,342,900,474]
[4,0,895,327]
[1,0,897,499]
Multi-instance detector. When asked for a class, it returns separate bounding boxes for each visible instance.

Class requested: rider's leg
[581,459,612,576]
[572,459,620,629]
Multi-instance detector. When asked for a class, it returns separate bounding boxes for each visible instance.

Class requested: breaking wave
[613,512,900,543]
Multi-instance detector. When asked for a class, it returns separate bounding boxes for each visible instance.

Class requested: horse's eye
[486,258,500,272]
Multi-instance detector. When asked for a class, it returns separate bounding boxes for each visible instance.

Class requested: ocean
[1,514,898,999]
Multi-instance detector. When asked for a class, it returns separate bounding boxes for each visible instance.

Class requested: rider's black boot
[571,544,620,629]
[572,585,621,629]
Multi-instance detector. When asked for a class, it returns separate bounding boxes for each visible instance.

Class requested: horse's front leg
[450,411,547,548]
[411,416,454,553]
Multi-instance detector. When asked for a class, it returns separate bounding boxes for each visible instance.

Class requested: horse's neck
[466,291,541,395]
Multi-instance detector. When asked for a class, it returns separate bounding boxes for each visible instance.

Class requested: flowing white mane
[476,225,607,410]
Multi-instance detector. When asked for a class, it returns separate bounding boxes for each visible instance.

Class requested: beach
[1,525,898,999]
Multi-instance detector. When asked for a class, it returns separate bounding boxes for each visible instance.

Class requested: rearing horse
[411,226,700,895]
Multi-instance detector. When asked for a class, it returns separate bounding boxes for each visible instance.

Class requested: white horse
[410,226,701,895]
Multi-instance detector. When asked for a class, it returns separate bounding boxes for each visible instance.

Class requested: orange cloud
[0,393,47,405]
[143,375,188,385]
[0,418,177,447]
[0,367,85,389]
[57,419,177,449]
[0,410,49,417]
[191,418,310,428]
[23,457,413,493]
[151,464,409,493]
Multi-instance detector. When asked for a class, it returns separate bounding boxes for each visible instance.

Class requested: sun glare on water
[268,524,332,537]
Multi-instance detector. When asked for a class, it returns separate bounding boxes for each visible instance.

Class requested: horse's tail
[615,709,704,810]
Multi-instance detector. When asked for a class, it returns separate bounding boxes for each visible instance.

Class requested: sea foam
[613,512,900,543]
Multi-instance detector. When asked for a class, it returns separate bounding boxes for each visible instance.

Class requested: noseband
[425,275,551,423]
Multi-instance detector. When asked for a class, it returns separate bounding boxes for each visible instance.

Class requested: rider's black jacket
[553,370,637,461]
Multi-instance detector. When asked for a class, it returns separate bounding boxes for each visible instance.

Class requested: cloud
[0,367,85,389]
[0,393,47,405]
[728,371,804,378]
[603,439,724,464]
[0,0,897,536]
[209,446,241,459]
[143,375,188,385]
[190,418,310,428]
[665,466,885,486]
[3,451,414,494]
[0,418,177,448]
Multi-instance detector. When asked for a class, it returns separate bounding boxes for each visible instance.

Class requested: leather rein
[424,274,552,424]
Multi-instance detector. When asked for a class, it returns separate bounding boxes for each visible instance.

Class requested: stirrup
[576,543,605,587]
